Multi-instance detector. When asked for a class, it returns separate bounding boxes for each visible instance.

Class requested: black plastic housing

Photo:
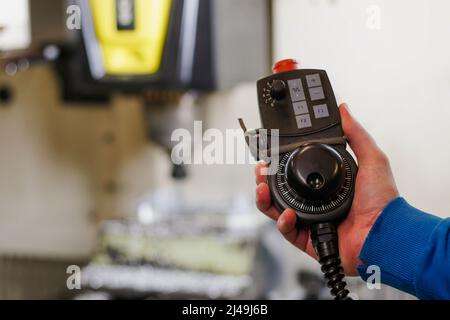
[256,68,357,226]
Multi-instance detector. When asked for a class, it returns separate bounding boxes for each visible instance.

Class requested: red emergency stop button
[272,58,300,74]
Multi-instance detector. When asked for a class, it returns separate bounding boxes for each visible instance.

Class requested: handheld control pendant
[240,59,358,300]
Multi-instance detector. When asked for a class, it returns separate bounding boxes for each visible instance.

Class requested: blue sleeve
[357,197,450,299]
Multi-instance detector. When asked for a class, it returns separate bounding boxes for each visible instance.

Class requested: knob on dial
[270,80,286,100]
[286,144,345,201]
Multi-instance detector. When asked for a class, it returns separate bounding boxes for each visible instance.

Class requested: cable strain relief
[310,222,351,300]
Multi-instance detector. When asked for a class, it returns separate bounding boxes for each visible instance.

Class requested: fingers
[256,182,279,220]
[277,209,298,242]
[255,162,268,184]
[255,177,313,255]
[277,209,309,252]
[255,182,271,212]
[339,103,383,165]
[256,163,280,220]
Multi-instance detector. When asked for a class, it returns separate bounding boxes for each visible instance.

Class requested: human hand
[255,103,399,275]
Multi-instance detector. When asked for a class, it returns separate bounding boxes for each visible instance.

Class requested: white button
[313,104,330,119]
[293,101,308,115]
[296,114,312,129]
[287,78,305,102]
[309,86,325,101]
[306,74,321,88]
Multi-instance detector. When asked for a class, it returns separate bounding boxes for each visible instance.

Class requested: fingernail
[278,212,286,225]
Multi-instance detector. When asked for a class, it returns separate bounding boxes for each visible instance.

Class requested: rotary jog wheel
[269,143,356,222]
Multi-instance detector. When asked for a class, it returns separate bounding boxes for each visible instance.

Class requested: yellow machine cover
[88,0,172,75]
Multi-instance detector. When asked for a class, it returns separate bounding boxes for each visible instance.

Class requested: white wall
[0,0,31,50]
[274,0,450,218]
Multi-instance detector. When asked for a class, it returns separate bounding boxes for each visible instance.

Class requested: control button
[306,74,322,88]
[313,104,330,119]
[293,101,308,115]
[270,80,286,100]
[309,86,325,101]
[287,78,305,102]
[272,58,299,74]
[296,114,312,129]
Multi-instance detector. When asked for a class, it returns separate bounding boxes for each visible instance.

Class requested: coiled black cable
[310,222,351,300]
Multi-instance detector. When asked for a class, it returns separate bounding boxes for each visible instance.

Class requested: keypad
[286,73,330,129]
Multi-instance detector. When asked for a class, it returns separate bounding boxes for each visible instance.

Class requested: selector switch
[270,80,287,100]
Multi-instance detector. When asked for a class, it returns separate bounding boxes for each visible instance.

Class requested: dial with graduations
[274,144,353,215]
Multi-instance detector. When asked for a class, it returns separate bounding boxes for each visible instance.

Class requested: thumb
[339,103,383,164]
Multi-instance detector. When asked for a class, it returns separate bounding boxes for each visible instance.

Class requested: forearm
[357,197,450,299]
